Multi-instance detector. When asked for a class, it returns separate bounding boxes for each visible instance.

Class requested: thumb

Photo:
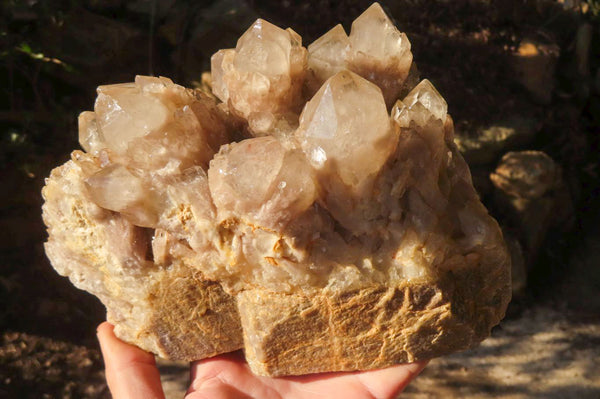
[97,322,165,399]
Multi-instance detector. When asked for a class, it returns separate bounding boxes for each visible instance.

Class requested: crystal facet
[208,136,316,229]
[393,79,448,128]
[95,82,169,153]
[85,164,161,228]
[296,70,394,192]
[349,3,410,61]
[211,19,307,136]
[306,25,351,94]
[84,76,229,173]
[306,3,415,107]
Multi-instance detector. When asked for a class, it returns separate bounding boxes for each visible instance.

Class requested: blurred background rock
[1,0,599,397]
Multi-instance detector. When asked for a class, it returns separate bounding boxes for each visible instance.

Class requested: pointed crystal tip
[306,2,414,107]
[235,19,296,76]
[349,2,410,61]
[296,70,392,187]
[210,18,307,136]
[208,136,316,227]
[393,79,447,127]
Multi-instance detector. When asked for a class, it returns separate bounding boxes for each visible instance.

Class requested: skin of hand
[97,322,427,399]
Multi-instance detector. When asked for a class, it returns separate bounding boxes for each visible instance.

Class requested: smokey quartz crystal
[42,2,511,376]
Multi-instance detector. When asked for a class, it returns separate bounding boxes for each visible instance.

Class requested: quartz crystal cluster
[42,3,511,376]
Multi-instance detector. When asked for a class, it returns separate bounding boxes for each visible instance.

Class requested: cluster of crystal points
[50,3,504,297]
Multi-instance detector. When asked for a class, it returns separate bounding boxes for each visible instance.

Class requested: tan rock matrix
[42,3,511,376]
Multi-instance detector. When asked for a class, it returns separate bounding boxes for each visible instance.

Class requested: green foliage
[15,42,73,72]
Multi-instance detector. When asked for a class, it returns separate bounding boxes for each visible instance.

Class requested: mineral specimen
[42,3,511,376]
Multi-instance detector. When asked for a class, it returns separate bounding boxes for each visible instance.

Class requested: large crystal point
[234,20,302,76]
[211,19,307,136]
[390,80,458,222]
[295,70,397,232]
[306,3,415,107]
[94,82,169,153]
[349,3,411,63]
[348,3,414,106]
[296,70,394,189]
[86,76,229,173]
[208,136,316,229]
[305,25,351,94]
[85,163,162,228]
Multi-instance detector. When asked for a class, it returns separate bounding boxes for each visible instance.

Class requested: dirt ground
[1,1,599,398]
[406,307,600,398]
[404,226,600,399]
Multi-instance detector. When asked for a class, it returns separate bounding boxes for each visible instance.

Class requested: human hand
[97,322,427,399]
